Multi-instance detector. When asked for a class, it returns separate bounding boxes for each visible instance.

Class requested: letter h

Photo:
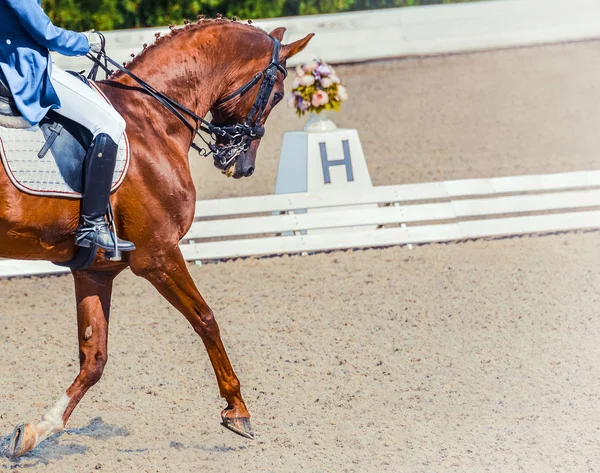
[319,140,354,184]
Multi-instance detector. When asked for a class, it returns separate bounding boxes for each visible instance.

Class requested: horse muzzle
[214,150,255,179]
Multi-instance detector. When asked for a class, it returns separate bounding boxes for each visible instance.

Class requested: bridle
[87,33,287,170]
[210,38,287,167]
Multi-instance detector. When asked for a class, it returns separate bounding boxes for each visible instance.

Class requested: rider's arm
[4,0,90,56]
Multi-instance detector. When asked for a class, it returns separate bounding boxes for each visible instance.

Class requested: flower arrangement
[287,59,348,116]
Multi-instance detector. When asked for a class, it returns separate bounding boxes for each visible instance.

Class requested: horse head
[208,27,313,179]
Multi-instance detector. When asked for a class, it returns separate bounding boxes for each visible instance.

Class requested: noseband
[88,34,286,170]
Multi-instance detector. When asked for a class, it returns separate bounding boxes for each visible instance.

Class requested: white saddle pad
[0,84,130,199]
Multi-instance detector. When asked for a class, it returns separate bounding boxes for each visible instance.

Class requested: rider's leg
[49,65,134,252]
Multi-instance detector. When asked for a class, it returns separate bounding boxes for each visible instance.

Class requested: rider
[0,0,135,253]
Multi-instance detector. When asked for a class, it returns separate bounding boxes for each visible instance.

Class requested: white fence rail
[1,170,599,278]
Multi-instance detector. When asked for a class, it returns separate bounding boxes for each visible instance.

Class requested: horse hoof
[221,415,254,439]
[7,423,38,458]
[8,424,25,458]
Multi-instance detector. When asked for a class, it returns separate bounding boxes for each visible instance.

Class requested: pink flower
[336,85,348,101]
[292,76,302,88]
[311,90,329,107]
[295,65,304,76]
[302,61,319,73]
[320,77,333,88]
[330,74,341,84]
[299,74,315,86]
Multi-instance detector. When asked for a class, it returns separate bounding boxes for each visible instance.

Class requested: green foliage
[42,0,481,31]
[284,0,355,16]
[43,0,123,30]
[349,0,478,9]
[119,0,213,28]
[218,0,286,20]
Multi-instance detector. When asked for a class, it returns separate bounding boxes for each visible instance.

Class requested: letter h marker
[319,140,354,184]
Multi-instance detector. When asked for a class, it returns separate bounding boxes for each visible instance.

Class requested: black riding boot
[75,133,135,252]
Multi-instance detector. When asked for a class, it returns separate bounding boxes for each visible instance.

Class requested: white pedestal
[275,128,374,233]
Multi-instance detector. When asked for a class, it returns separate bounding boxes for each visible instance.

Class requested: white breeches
[50,64,126,143]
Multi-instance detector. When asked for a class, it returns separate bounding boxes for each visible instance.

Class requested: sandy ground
[192,40,600,199]
[1,40,600,472]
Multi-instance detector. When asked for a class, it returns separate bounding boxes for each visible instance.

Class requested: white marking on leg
[42,393,70,429]
[33,394,71,447]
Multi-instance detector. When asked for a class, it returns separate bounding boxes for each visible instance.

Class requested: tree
[119,0,209,28]
[42,0,482,31]
[43,0,123,30]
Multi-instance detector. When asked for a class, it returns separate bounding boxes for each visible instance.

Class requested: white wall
[52,0,600,72]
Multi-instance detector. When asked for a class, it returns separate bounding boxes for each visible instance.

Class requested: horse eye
[273,92,284,105]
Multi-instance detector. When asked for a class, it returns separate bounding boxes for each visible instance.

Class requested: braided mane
[113,18,267,77]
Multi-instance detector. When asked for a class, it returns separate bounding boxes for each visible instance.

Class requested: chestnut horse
[1,20,313,458]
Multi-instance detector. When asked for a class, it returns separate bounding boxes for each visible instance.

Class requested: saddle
[0,74,129,197]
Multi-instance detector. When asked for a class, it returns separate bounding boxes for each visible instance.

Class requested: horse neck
[99,28,232,158]
[108,22,274,116]
[119,30,227,115]
[98,23,271,155]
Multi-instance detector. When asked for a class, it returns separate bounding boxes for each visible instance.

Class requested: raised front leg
[8,269,119,458]
[130,247,253,439]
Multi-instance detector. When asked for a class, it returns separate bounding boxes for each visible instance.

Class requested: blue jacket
[0,0,90,125]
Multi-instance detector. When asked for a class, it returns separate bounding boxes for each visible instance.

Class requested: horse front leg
[130,247,253,439]
[7,269,119,458]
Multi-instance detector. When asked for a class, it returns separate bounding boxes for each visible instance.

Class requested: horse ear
[282,33,315,60]
[269,27,287,42]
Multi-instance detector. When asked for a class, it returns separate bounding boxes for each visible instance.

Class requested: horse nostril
[244,166,255,177]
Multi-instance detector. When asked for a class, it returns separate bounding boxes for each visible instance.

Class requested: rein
[86,33,286,169]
